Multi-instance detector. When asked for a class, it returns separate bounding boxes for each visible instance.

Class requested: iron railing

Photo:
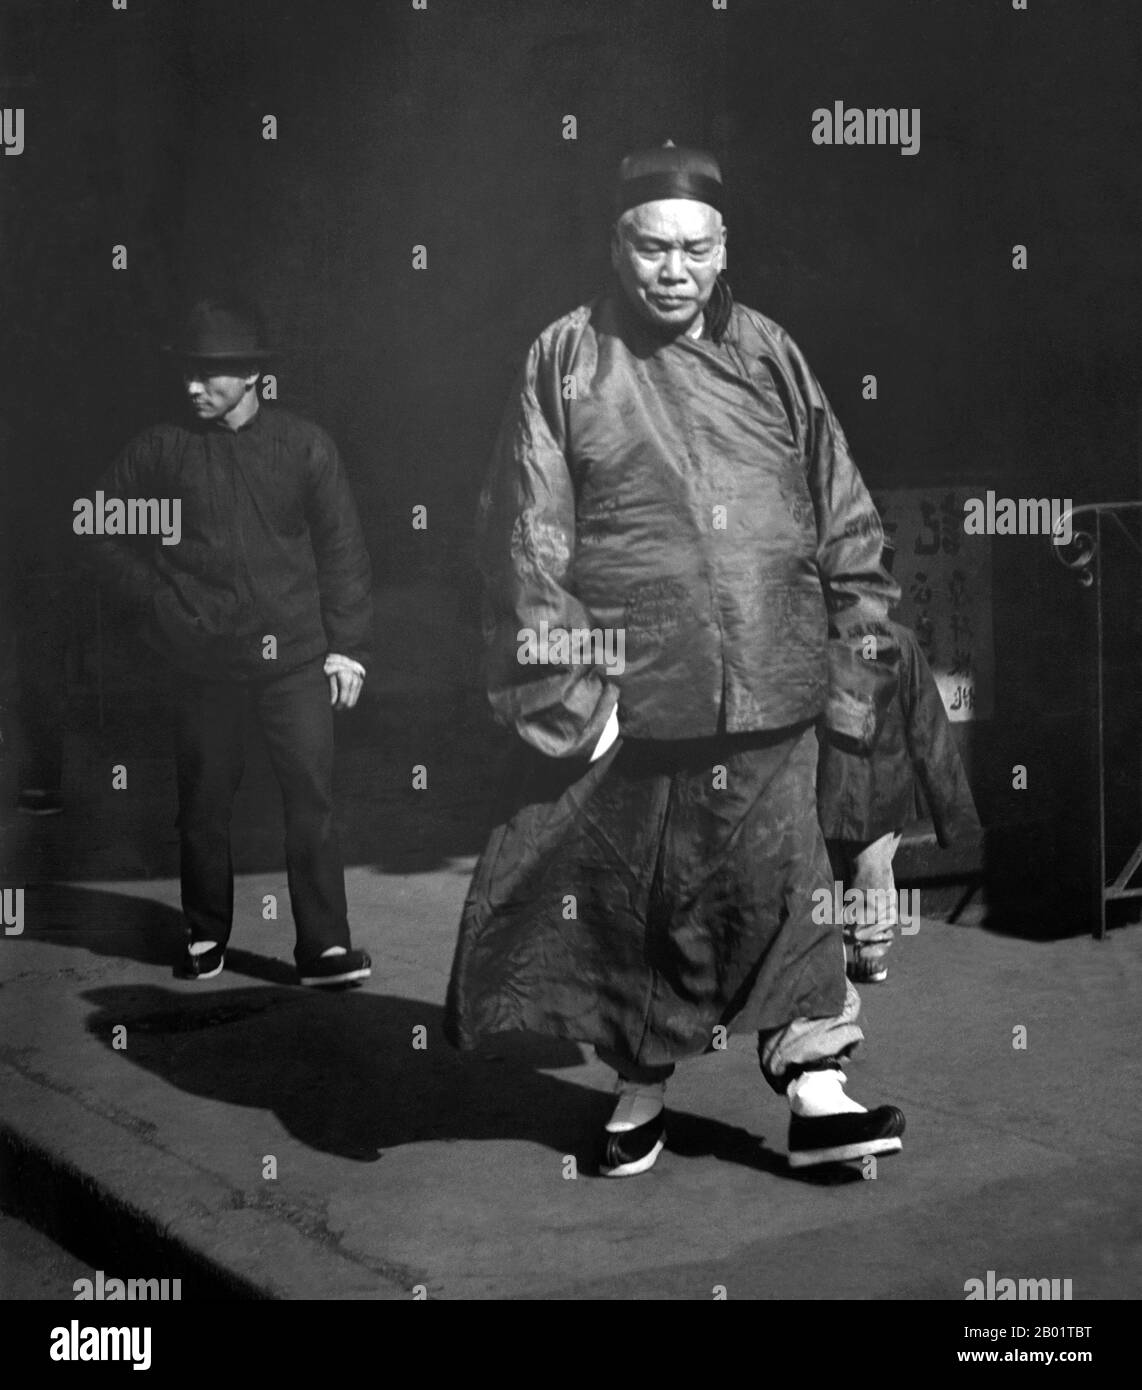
[1052,501,1142,938]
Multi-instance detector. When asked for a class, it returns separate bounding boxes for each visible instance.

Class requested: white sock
[607,1080,666,1132]
[320,946,347,958]
[851,832,901,891]
[188,939,219,956]
[787,1068,867,1118]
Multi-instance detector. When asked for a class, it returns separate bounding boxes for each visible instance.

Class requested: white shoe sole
[601,1137,665,1178]
[299,967,371,987]
[184,959,223,980]
[788,1135,902,1168]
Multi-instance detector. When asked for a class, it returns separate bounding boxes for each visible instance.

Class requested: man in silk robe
[445,144,907,1177]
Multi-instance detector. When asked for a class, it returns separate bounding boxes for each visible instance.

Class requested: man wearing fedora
[87,296,373,987]
[446,144,907,1176]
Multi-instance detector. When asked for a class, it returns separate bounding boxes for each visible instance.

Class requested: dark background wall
[4,0,1139,531]
[2,0,1139,924]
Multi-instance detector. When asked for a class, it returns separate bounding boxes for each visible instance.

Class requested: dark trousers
[172,657,350,963]
[446,724,862,1091]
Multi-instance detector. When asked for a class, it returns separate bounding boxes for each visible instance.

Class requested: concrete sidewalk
[3,858,1141,1300]
[2,709,1141,1300]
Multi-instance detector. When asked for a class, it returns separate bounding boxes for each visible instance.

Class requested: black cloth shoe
[297,948,371,988]
[17,789,64,816]
[176,942,224,981]
[846,952,889,984]
[600,1110,666,1178]
[788,1106,905,1168]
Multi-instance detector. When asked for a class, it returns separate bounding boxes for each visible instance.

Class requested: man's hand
[324,654,366,711]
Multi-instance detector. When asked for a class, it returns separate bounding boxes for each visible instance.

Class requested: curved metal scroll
[1050,502,1142,936]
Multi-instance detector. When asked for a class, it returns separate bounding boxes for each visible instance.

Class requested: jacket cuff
[514,680,620,760]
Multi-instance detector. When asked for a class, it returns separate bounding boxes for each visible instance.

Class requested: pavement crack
[225,1187,426,1291]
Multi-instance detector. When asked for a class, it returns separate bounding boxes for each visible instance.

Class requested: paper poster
[874,487,994,722]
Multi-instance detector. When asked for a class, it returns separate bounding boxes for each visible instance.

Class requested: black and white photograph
[0,0,1139,1342]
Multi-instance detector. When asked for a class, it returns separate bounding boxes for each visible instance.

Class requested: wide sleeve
[783,333,900,749]
[476,335,619,759]
[305,432,374,671]
[83,431,165,616]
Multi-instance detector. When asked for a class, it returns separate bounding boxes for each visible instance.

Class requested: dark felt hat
[615,140,724,216]
[164,297,277,361]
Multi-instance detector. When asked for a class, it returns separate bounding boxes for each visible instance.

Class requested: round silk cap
[615,141,724,215]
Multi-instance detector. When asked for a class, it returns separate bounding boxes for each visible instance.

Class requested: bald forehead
[618,199,723,243]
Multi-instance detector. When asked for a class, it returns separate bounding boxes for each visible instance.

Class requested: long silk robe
[446,292,900,1060]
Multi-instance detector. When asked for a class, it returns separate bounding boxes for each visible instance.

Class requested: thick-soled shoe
[847,952,889,985]
[601,1109,666,1178]
[600,1081,667,1177]
[176,942,225,981]
[17,789,64,816]
[297,948,372,988]
[788,1105,905,1168]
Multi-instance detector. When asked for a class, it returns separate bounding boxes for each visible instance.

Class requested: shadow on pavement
[20,887,805,1183]
[75,982,605,1164]
[77,982,792,1180]
[15,883,186,966]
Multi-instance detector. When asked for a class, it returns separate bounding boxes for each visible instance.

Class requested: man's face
[182,362,258,424]
[611,199,726,335]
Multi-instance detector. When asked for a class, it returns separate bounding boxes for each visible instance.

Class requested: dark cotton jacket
[85,406,373,679]
[478,292,900,757]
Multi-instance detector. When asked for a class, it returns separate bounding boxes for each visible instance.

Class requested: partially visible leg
[595,1047,676,1088]
[759,980,905,1167]
[852,831,902,890]
[595,1046,675,1178]
[759,726,906,1167]
[172,675,248,964]
[846,830,902,983]
[255,660,366,981]
[758,975,863,1090]
[816,660,912,987]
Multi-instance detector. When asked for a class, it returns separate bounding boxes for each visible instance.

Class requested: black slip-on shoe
[846,954,889,984]
[600,1109,666,1178]
[787,1105,905,1168]
[176,942,225,981]
[297,948,371,988]
[17,789,64,816]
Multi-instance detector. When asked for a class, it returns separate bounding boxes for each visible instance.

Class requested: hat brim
[162,345,279,361]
